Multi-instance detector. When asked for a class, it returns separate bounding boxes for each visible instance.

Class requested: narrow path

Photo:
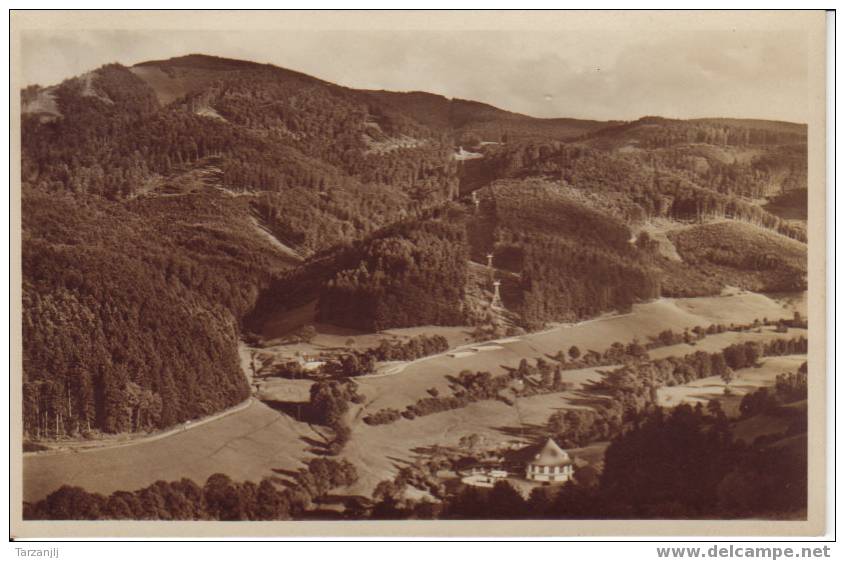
[362,308,633,380]
[24,398,254,458]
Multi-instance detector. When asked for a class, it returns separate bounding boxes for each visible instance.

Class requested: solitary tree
[294,325,318,344]
[721,367,735,388]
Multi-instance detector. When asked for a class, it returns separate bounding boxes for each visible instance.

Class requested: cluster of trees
[22,64,160,199]
[648,144,807,200]
[597,402,805,518]
[617,117,806,149]
[268,334,449,380]
[362,408,403,426]
[248,182,413,257]
[489,180,634,250]
[517,236,660,328]
[334,334,451,378]
[366,334,450,362]
[645,321,754,350]
[24,458,358,520]
[739,362,808,419]
[249,208,472,336]
[525,316,801,377]
[511,359,572,397]
[549,340,649,372]
[308,379,365,454]
[545,336,808,448]
[644,314,805,349]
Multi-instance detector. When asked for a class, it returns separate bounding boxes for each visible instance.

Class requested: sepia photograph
[8,9,830,539]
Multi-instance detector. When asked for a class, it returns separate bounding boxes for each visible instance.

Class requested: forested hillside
[471,134,806,241]
[21,56,466,436]
[317,216,469,330]
[22,188,291,437]
[466,180,661,328]
[247,207,470,333]
[668,221,808,293]
[21,54,808,437]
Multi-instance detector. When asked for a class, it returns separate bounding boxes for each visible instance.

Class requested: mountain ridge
[24,53,807,129]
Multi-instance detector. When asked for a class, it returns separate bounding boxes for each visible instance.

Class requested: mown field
[24,291,805,501]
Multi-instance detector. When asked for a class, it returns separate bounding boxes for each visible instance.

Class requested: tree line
[24,457,358,521]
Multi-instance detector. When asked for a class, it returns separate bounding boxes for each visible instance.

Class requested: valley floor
[22,290,806,503]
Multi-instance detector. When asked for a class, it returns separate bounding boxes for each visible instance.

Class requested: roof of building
[527,438,572,467]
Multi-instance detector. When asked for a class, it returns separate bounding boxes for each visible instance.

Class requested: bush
[363,409,402,426]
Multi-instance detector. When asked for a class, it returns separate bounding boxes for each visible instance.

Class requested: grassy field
[23,291,806,501]
[656,354,807,416]
[23,400,316,503]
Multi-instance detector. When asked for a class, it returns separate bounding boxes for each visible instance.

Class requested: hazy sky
[20,29,810,123]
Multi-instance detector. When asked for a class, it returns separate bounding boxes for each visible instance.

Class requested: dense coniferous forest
[21,188,292,437]
[247,209,470,333]
[317,217,469,330]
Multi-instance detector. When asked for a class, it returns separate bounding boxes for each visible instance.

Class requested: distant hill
[366,89,611,141]
[131,54,332,105]
[581,116,806,152]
